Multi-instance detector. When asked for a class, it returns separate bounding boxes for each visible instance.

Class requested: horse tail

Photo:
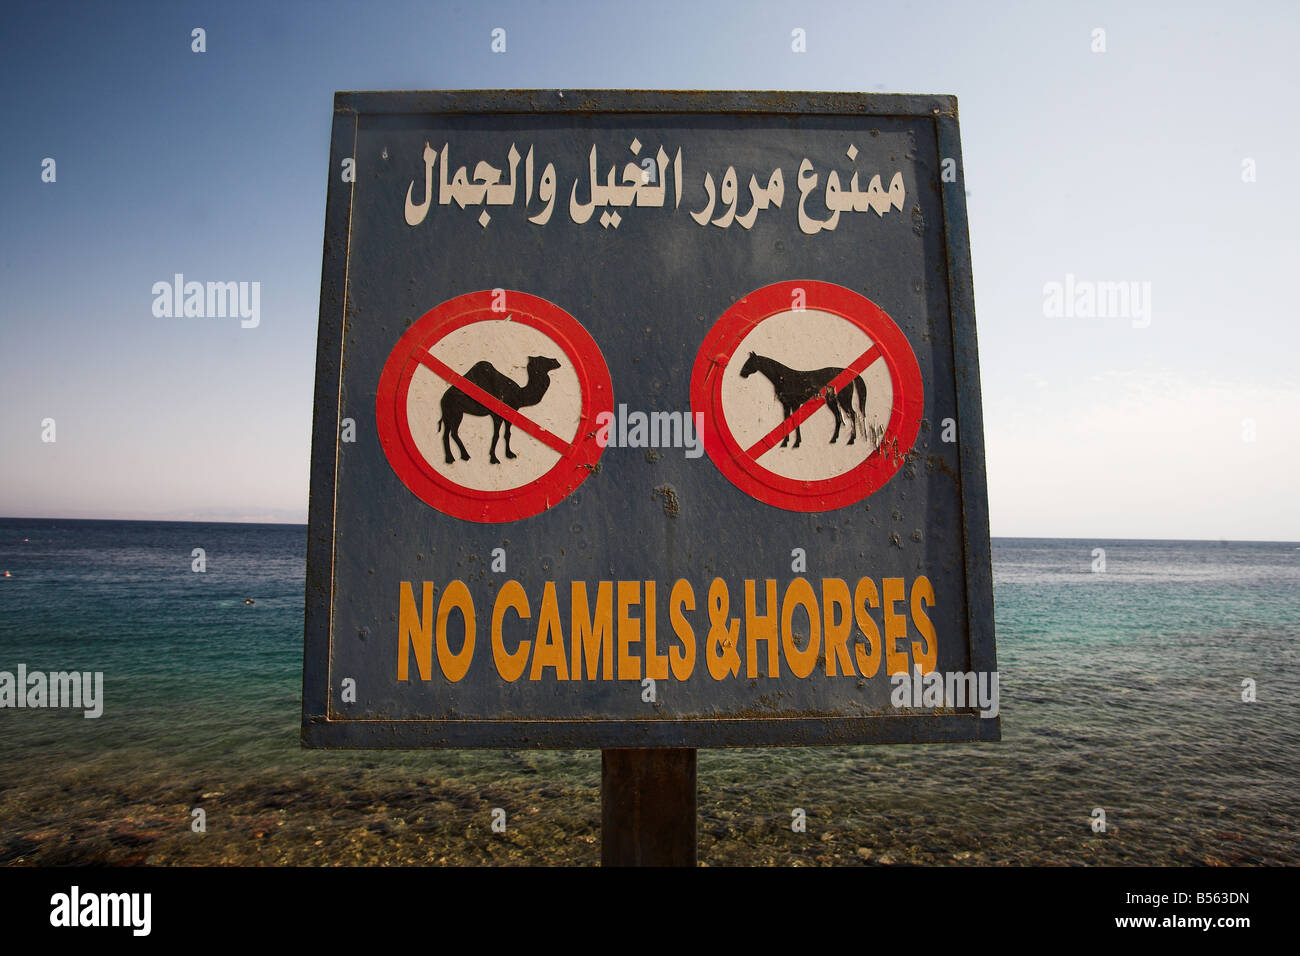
[436,417,444,433]
[854,376,868,433]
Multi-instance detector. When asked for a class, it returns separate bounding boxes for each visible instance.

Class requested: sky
[1,0,1296,540]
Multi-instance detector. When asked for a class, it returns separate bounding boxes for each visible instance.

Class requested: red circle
[689,280,923,512]
[376,290,612,523]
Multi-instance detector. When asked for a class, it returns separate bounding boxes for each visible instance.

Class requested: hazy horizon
[3,513,1296,546]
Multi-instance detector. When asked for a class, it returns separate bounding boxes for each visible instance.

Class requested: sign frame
[302,89,998,749]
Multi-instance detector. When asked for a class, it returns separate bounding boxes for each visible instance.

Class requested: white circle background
[720,308,894,482]
[406,318,582,492]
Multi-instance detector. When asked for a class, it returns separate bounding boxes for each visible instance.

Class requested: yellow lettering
[882,577,908,675]
[491,580,531,682]
[853,577,881,678]
[910,575,938,674]
[529,582,569,680]
[397,581,434,681]
[617,581,642,680]
[821,578,855,676]
[571,581,614,679]
[435,580,475,682]
[668,579,696,680]
[706,578,741,679]
[781,578,821,679]
[744,579,780,678]
[644,580,668,680]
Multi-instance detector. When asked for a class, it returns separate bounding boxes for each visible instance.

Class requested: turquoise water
[0,519,1296,865]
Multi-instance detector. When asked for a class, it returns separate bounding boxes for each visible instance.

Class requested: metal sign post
[303,90,998,865]
[601,748,696,867]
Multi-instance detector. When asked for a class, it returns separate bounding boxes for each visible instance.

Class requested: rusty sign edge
[333,88,959,118]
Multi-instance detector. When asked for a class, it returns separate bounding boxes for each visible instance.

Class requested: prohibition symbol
[690,280,923,512]
[376,290,612,523]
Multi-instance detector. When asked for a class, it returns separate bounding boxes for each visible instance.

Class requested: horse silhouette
[437,355,561,465]
[739,352,867,449]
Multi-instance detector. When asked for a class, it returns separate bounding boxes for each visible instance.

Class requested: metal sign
[303,90,999,748]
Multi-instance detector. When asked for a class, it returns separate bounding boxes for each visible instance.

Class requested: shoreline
[1,757,1286,867]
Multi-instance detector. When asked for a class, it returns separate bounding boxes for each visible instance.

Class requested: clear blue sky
[2,0,1296,539]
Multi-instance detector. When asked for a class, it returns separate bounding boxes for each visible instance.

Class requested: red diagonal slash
[744,345,883,459]
[413,351,572,455]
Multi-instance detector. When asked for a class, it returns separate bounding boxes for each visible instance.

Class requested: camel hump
[461,360,517,390]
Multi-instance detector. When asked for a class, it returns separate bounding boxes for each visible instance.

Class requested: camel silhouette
[437,355,561,465]
[739,351,868,449]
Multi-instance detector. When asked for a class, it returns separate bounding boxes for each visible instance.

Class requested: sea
[0,518,1296,866]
